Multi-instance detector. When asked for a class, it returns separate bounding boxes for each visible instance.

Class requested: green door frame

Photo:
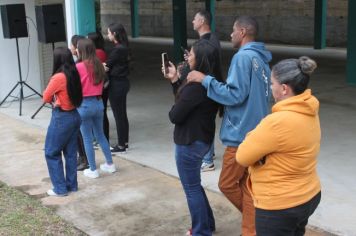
[347,0,356,85]
[130,0,139,38]
[205,0,216,32]
[74,0,96,36]
[172,0,187,62]
[314,0,327,49]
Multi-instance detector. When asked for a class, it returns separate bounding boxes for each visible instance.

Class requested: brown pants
[218,146,256,236]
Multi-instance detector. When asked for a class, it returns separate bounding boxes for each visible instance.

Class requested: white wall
[0,0,42,101]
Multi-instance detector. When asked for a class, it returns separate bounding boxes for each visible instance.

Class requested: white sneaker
[201,162,215,172]
[100,163,117,173]
[46,189,67,197]
[83,168,99,178]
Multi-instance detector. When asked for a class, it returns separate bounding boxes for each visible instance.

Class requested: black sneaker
[77,156,89,171]
[111,145,126,154]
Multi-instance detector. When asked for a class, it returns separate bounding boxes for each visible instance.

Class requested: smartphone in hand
[161,52,169,76]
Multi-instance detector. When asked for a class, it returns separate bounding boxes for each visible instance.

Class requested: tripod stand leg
[23,82,43,97]
[31,103,46,119]
[19,82,23,116]
[0,83,20,106]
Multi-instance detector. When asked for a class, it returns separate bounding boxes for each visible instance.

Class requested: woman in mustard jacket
[236,56,321,236]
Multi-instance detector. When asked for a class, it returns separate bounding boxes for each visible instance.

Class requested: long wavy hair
[76,38,106,85]
[52,47,82,107]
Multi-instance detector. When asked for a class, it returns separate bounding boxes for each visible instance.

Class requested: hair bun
[298,56,317,75]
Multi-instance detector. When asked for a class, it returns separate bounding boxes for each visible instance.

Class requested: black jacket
[169,81,218,145]
[106,44,129,81]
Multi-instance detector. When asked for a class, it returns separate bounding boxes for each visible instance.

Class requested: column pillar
[314,0,327,49]
[205,0,216,32]
[347,0,356,85]
[172,0,187,62]
[130,0,139,38]
[74,0,96,36]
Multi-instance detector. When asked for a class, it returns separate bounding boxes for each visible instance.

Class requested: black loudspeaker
[35,4,66,43]
[1,4,28,38]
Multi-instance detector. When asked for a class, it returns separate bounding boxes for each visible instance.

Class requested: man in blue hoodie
[187,16,272,236]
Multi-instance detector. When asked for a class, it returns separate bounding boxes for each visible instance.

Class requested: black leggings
[109,79,130,147]
[102,87,110,141]
[77,131,86,157]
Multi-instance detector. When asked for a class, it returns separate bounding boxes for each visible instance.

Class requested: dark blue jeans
[175,141,215,236]
[255,191,321,236]
[45,108,81,194]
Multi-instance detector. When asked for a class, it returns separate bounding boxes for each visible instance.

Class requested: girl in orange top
[236,56,321,235]
[43,47,83,196]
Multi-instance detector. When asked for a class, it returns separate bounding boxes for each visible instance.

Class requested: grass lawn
[0,181,85,235]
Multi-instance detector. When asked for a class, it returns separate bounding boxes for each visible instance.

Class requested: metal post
[314,0,327,49]
[347,0,356,85]
[205,0,216,32]
[130,0,139,38]
[172,0,187,62]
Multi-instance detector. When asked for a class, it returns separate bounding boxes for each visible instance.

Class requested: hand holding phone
[161,52,169,76]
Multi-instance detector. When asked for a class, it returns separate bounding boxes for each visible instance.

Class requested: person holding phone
[43,47,82,196]
[163,39,223,236]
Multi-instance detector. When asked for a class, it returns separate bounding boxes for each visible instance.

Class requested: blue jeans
[202,141,214,165]
[256,192,321,236]
[77,97,113,171]
[45,108,81,194]
[175,141,215,236]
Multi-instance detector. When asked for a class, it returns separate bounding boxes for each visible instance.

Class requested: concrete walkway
[0,38,355,235]
[0,111,331,236]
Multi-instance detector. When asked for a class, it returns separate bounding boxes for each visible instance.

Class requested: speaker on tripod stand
[31,4,67,119]
[0,4,42,116]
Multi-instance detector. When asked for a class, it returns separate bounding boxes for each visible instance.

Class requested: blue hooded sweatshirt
[202,42,272,147]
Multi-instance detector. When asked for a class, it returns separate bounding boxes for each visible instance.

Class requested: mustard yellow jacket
[236,89,321,210]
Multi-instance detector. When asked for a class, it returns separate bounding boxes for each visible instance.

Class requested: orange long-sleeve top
[236,89,321,210]
[42,72,75,111]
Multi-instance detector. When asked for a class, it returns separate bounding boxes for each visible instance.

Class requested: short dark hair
[197,10,211,26]
[235,16,258,38]
[87,31,105,50]
[70,35,85,49]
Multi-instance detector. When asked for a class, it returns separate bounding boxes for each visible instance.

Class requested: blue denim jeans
[175,141,215,236]
[45,108,81,194]
[256,192,321,236]
[77,97,113,171]
[202,141,214,165]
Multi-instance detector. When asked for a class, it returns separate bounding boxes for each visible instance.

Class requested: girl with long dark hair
[76,38,117,179]
[43,47,83,196]
[163,39,223,235]
[105,23,130,153]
